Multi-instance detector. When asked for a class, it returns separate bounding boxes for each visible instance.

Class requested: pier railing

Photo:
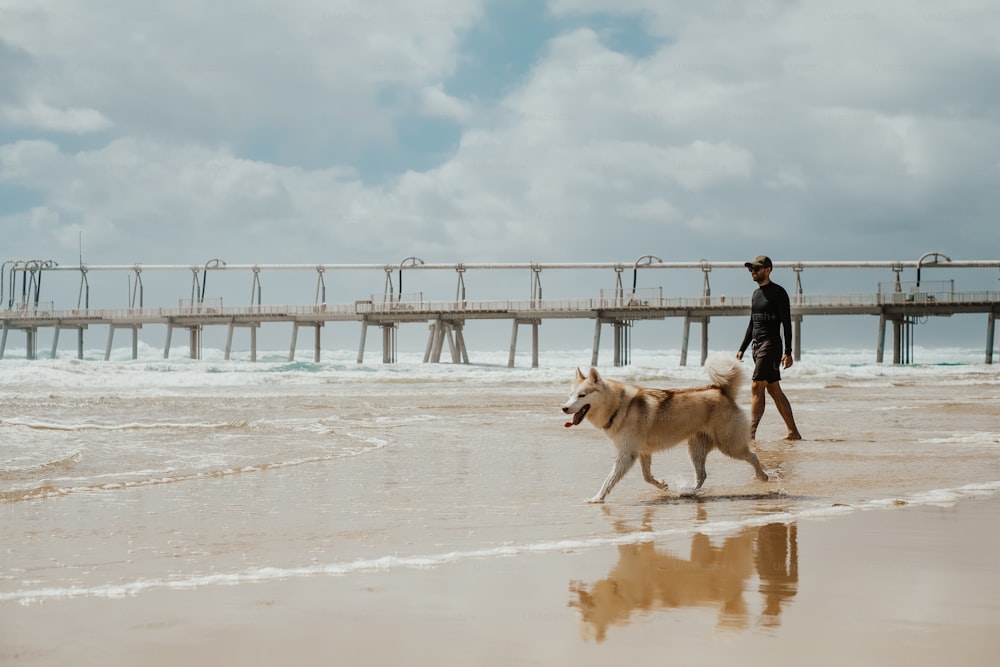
[3,289,999,320]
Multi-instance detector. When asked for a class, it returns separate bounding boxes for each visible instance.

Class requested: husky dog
[562,355,769,502]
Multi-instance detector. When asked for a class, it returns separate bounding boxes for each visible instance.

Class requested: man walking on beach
[736,255,803,441]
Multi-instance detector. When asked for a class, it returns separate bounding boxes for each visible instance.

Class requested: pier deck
[4,258,999,365]
[3,290,999,365]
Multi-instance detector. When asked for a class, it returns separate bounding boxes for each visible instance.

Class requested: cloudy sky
[2,0,999,348]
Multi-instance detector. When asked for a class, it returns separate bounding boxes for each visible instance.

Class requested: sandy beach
[3,496,999,666]
[3,351,1000,666]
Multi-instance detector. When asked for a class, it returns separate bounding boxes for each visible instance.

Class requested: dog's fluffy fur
[561,354,769,502]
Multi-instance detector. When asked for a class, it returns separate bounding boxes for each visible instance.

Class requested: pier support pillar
[507,320,518,368]
[51,324,86,360]
[431,321,446,362]
[423,320,470,364]
[892,318,901,364]
[987,311,997,365]
[424,321,438,362]
[188,326,201,360]
[679,316,710,366]
[591,318,631,368]
[890,317,915,365]
[680,318,690,366]
[357,322,368,364]
[792,315,802,361]
[164,324,173,359]
[700,317,709,366]
[356,320,398,364]
[591,319,602,367]
[680,315,711,366]
[612,320,631,367]
[26,327,37,360]
[508,319,540,368]
[454,322,470,364]
[163,324,200,360]
[288,322,322,362]
[225,322,261,361]
[876,313,887,363]
[531,320,539,368]
[105,325,142,361]
[381,323,397,364]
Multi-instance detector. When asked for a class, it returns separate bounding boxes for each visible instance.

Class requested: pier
[3,256,999,366]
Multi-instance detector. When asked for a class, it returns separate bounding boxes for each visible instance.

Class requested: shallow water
[2,347,1000,606]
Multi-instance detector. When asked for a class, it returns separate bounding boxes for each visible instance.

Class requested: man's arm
[738,320,753,355]
[779,286,793,357]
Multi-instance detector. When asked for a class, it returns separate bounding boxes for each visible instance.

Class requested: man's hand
[781,354,793,369]
[736,350,744,361]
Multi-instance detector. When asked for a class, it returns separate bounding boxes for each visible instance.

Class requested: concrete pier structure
[2,258,999,365]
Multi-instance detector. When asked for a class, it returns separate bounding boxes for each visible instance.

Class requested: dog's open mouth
[564,404,590,428]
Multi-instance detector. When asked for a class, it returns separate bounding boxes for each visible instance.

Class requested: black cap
[744,255,773,269]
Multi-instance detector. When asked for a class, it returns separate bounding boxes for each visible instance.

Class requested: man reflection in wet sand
[569,513,798,641]
[756,522,799,628]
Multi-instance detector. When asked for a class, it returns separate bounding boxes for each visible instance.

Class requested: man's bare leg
[766,382,802,440]
[749,380,767,440]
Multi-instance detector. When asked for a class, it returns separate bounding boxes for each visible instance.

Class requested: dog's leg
[589,451,637,503]
[716,405,769,482]
[688,433,710,490]
[741,449,770,482]
[639,453,668,492]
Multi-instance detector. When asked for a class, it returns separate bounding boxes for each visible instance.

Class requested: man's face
[749,266,770,284]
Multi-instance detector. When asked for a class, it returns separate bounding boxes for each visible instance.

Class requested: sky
[2,0,1000,352]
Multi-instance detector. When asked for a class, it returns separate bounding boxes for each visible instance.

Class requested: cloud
[1,0,999,278]
[0,98,112,133]
[0,0,483,151]
[419,83,474,123]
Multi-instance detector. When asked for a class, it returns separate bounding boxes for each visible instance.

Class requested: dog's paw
[586,496,605,504]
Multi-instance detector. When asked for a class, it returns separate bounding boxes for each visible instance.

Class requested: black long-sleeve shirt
[739,281,793,356]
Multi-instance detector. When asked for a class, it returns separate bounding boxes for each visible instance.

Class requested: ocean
[3,345,1000,610]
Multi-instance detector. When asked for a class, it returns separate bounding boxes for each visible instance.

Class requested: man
[736,255,802,441]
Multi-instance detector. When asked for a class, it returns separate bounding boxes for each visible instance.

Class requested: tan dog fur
[561,355,769,502]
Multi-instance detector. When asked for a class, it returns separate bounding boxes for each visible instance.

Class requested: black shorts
[751,339,783,383]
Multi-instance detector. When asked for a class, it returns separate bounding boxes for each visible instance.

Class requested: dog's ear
[588,367,602,384]
[575,367,586,381]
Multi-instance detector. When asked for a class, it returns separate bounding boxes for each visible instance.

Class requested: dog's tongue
[564,405,589,428]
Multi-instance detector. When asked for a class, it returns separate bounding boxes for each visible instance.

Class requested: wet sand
[3,361,1000,666]
[3,495,999,667]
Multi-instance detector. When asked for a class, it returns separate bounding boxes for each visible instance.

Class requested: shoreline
[4,480,999,607]
[4,493,1000,667]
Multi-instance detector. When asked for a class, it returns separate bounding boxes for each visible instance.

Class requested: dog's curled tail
[704,353,746,401]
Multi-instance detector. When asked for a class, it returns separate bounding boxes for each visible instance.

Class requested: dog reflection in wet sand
[569,513,798,641]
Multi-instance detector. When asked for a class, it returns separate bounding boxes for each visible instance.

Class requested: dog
[561,354,769,502]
